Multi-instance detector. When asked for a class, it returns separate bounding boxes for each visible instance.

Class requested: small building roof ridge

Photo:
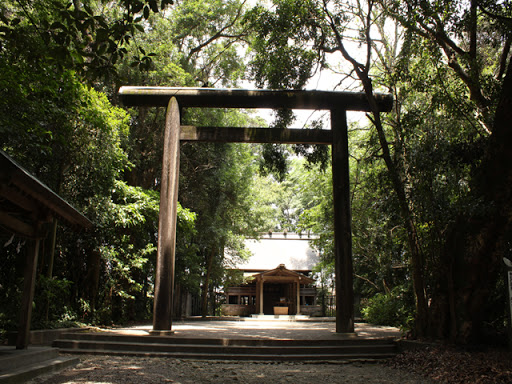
[253,232,319,240]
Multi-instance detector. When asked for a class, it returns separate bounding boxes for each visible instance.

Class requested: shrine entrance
[262,283,288,315]
[119,86,392,334]
[253,264,315,316]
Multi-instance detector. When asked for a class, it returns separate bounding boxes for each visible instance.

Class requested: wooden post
[296,280,301,315]
[504,258,512,350]
[331,109,355,333]
[152,97,181,333]
[16,238,40,349]
[259,279,264,314]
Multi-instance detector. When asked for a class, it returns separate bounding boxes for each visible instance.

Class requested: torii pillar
[331,109,355,333]
[152,97,180,333]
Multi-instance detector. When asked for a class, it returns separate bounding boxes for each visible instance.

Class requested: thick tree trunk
[432,59,512,343]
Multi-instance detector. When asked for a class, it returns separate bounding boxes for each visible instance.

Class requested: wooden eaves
[0,150,92,238]
[252,265,315,285]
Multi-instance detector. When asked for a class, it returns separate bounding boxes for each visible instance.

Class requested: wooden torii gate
[119,87,393,334]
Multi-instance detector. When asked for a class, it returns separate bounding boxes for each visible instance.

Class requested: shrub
[361,287,413,329]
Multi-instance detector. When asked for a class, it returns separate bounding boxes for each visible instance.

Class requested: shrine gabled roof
[252,264,315,284]
[230,233,320,272]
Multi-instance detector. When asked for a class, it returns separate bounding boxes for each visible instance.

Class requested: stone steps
[52,332,397,361]
[0,347,79,384]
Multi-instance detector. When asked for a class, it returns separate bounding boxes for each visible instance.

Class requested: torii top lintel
[119,86,393,112]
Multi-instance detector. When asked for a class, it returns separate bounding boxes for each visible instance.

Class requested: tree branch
[355,273,380,291]
[469,0,477,62]
[479,3,512,22]
[186,0,247,61]
[321,0,365,73]
[365,1,373,73]
[498,34,511,81]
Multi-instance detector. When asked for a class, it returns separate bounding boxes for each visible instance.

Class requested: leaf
[149,0,159,13]
[96,28,109,42]
[94,16,108,29]
[83,4,93,16]
[51,21,67,31]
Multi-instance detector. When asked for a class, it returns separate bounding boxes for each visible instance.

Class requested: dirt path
[28,355,434,384]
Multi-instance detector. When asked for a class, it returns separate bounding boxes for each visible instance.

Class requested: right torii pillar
[331,108,355,334]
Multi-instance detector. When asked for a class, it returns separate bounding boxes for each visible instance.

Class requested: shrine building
[222,232,322,317]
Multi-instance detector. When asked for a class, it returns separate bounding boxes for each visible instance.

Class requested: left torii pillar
[152,97,180,334]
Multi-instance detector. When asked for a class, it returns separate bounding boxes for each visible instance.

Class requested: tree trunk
[325,4,430,333]
[432,57,512,343]
[44,219,58,322]
[201,247,215,318]
[86,249,101,321]
[360,74,429,337]
[173,283,182,319]
[460,60,512,342]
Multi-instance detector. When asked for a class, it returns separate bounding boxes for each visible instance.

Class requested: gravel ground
[28,355,435,384]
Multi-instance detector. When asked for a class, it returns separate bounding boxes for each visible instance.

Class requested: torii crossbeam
[119,86,393,334]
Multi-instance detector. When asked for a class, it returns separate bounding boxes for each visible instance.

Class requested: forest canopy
[1,0,511,345]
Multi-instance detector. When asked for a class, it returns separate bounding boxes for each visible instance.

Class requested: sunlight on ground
[100,320,401,340]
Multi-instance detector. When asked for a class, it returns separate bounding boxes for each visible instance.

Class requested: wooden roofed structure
[0,150,93,349]
[119,86,393,334]
[252,264,314,316]
[223,233,320,317]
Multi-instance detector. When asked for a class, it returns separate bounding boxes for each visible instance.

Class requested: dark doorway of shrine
[263,283,296,315]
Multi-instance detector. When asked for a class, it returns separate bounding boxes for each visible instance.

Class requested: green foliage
[244,0,511,341]
[244,0,321,90]
[2,0,507,342]
[0,0,174,81]
[117,0,248,87]
[223,269,245,289]
[0,235,23,338]
[258,144,290,182]
[178,109,266,315]
[32,276,73,328]
[91,180,196,323]
[0,0,258,328]
[170,0,248,86]
[361,287,414,329]
[0,60,130,200]
[244,1,331,177]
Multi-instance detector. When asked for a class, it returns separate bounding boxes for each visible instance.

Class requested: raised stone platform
[249,314,311,321]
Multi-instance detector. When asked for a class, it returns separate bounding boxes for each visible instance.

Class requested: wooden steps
[53,332,397,361]
[0,347,78,384]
